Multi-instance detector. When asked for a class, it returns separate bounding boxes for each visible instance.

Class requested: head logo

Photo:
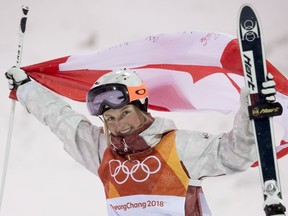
[240,19,259,42]
[252,107,260,117]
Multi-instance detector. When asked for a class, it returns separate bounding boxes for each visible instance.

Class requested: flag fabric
[19,31,288,160]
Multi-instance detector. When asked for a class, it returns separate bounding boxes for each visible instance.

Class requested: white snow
[0,0,287,215]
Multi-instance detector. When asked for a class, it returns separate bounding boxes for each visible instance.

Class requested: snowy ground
[0,0,287,215]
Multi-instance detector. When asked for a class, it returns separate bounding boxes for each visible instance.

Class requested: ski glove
[240,72,277,116]
[261,73,276,103]
[5,67,31,90]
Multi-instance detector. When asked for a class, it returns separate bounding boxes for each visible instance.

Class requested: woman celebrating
[6,67,277,215]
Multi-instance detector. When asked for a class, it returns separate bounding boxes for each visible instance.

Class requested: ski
[237,4,286,216]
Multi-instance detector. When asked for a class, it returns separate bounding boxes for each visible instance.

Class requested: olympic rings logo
[109,156,161,184]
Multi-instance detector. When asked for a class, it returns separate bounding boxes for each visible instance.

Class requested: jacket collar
[109,117,177,155]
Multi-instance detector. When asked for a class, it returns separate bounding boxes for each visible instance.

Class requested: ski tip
[239,4,259,18]
[238,4,258,19]
[240,3,254,10]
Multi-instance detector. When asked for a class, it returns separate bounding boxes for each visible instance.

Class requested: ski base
[264,180,286,216]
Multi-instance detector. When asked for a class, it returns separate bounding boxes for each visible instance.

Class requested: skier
[5,67,277,215]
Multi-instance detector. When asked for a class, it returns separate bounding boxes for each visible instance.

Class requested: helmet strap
[131,98,148,113]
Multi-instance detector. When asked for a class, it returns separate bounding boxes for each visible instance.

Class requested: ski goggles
[86,83,148,116]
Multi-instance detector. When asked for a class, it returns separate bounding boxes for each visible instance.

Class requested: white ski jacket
[16,81,257,215]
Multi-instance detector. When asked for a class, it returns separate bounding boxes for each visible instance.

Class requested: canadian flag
[15,31,288,161]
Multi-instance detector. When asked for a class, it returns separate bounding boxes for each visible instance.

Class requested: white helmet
[86,69,148,116]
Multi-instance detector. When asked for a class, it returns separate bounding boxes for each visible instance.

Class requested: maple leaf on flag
[10,31,288,162]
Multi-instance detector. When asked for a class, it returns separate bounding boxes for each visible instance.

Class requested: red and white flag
[17,31,288,160]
